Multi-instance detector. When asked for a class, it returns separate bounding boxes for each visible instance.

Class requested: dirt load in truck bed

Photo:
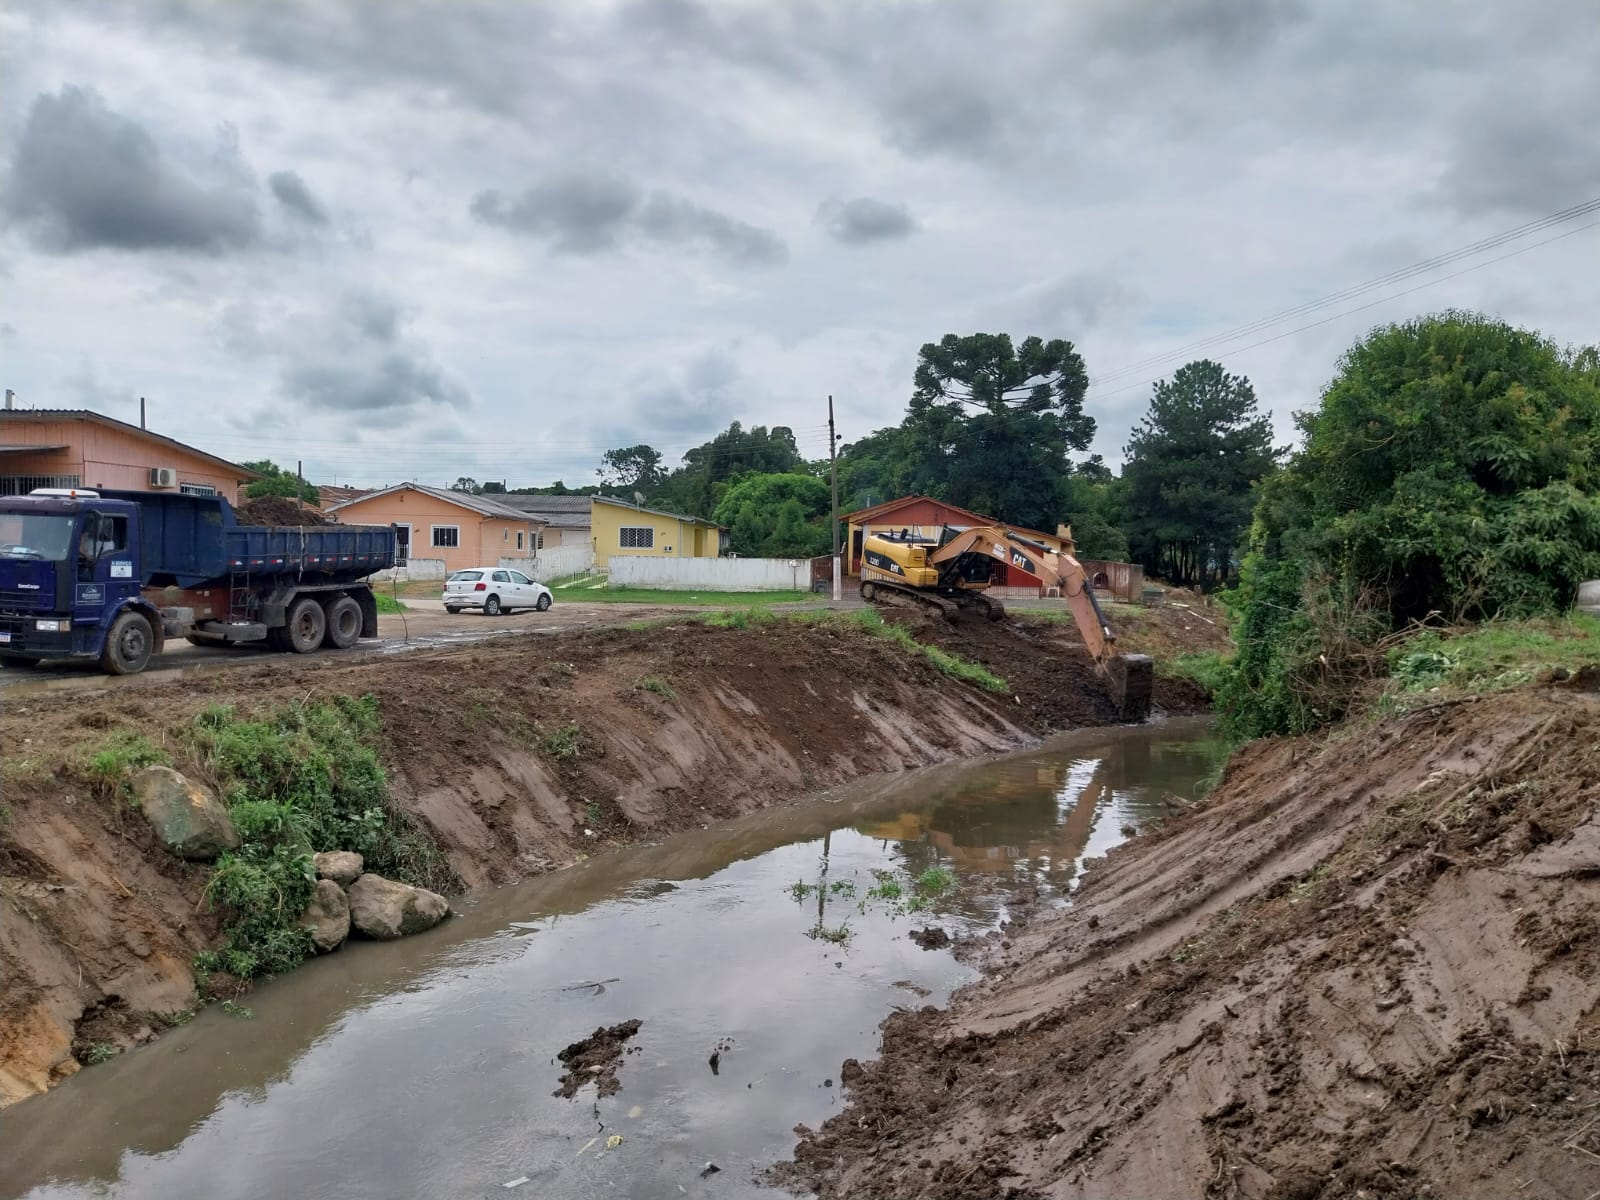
[231,496,333,526]
[780,681,1600,1200]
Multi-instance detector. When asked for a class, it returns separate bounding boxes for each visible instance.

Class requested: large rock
[130,766,241,861]
[314,850,364,886]
[346,873,450,940]
[297,879,351,953]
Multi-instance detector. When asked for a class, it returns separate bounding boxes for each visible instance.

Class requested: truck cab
[0,491,157,670]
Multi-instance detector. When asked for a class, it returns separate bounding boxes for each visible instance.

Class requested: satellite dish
[634,491,645,507]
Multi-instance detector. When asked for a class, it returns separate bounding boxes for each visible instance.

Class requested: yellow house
[328,483,543,574]
[590,496,723,568]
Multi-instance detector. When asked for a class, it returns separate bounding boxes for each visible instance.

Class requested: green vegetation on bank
[1220,313,1600,739]
[372,592,406,614]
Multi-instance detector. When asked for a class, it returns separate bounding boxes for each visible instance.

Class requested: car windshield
[0,512,74,561]
[447,570,483,582]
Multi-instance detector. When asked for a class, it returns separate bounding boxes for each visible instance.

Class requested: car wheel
[286,596,327,653]
[483,595,502,616]
[322,595,362,649]
[100,610,154,675]
[535,593,551,611]
[445,606,462,615]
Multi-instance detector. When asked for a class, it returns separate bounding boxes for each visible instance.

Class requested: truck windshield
[0,513,74,561]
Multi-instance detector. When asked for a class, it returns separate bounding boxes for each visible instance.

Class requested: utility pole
[828,395,841,603]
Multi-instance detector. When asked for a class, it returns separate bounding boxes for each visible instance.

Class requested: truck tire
[101,611,154,675]
[322,595,362,650]
[286,596,327,654]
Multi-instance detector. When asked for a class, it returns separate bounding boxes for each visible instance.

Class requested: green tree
[711,472,831,556]
[654,423,810,517]
[450,476,480,494]
[1122,360,1280,588]
[243,460,318,504]
[898,333,1095,529]
[1062,460,1131,561]
[597,444,666,494]
[1221,312,1600,738]
[480,481,506,494]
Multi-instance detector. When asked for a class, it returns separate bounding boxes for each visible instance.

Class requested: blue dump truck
[0,488,396,675]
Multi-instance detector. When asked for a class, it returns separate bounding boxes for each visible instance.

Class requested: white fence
[532,544,595,580]
[608,554,811,591]
[371,557,448,581]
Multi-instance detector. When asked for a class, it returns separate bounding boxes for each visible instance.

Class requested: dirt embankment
[0,614,1196,1106]
[782,681,1600,1199]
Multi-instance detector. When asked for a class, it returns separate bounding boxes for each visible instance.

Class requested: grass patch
[81,1042,117,1066]
[563,587,809,606]
[858,610,1008,693]
[84,731,172,801]
[185,695,455,981]
[1166,650,1232,695]
[1378,614,1600,712]
[634,675,677,700]
[539,722,585,761]
[805,921,853,945]
[372,591,406,614]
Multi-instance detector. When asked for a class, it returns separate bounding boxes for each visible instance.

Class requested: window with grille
[0,474,81,497]
[179,482,218,497]
[619,526,654,549]
[431,525,460,548]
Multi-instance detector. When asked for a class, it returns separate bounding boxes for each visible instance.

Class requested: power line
[1090,195,1600,388]
[1088,217,1600,402]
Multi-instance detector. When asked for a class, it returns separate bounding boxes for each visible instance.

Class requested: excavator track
[860,579,960,622]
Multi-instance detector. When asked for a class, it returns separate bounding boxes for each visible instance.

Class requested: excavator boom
[927,526,1153,721]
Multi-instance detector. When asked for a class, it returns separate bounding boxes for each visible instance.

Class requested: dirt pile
[782,683,1600,1199]
[1,615,1202,1105]
[232,496,332,526]
[554,1019,642,1098]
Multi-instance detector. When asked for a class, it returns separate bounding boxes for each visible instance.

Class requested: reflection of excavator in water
[859,525,1154,720]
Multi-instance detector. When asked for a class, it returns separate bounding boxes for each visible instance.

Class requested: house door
[394,523,411,567]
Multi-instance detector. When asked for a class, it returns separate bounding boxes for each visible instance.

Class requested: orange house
[841,495,1077,590]
[328,483,543,574]
[0,407,258,501]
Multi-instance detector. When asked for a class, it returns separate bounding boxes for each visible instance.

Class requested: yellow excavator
[859,525,1154,721]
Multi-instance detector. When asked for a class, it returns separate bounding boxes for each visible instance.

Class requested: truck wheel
[286,596,327,653]
[483,595,502,616]
[535,594,552,612]
[266,627,294,652]
[322,595,362,650]
[101,611,154,675]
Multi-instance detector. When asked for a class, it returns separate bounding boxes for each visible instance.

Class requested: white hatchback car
[442,568,553,616]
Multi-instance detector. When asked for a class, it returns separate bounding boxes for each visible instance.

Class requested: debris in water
[561,977,621,996]
[700,1162,721,1179]
[606,1134,624,1149]
[709,1036,734,1074]
[909,927,951,950]
[503,1177,530,1189]
[554,1019,643,1098]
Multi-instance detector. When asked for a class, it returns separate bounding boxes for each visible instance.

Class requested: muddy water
[0,719,1228,1199]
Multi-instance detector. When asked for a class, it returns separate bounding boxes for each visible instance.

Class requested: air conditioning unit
[148,466,177,488]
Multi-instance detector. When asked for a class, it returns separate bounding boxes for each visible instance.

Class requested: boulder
[346,873,450,940]
[130,766,240,861]
[297,879,351,953]
[314,850,364,886]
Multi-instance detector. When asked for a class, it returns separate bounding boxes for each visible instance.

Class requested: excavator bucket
[1104,653,1154,722]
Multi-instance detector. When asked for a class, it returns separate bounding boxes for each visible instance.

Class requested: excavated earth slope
[0,615,1194,1106]
[782,682,1600,1200]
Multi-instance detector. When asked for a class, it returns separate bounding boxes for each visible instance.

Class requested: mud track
[781,682,1600,1200]
[0,613,1198,1106]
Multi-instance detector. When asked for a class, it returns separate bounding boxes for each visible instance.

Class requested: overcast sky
[2,0,1596,488]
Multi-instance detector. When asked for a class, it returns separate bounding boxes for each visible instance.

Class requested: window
[0,473,80,497]
[516,531,524,551]
[491,570,511,583]
[502,528,508,542]
[179,482,218,497]
[536,532,544,550]
[82,514,129,557]
[619,526,654,549]
[508,570,532,585]
[448,570,483,582]
[431,525,460,549]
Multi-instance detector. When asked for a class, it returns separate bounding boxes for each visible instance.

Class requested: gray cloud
[1437,95,1600,217]
[222,293,469,417]
[472,171,787,266]
[1024,274,1140,333]
[268,170,329,225]
[3,86,262,254]
[620,349,744,441]
[1089,0,1309,58]
[817,196,916,244]
[881,81,1011,162]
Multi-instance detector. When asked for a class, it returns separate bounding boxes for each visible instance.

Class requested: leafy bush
[1223,314,1600,737]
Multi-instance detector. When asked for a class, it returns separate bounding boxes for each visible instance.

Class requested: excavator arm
[929,526,1153,720]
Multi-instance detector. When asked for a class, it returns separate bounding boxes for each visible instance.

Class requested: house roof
[492,494,595,526]
[328,482,546,523]
[315,484,370,507]
[842,493,1063,546]
[0,409,261,480]
[592,495,722,528]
